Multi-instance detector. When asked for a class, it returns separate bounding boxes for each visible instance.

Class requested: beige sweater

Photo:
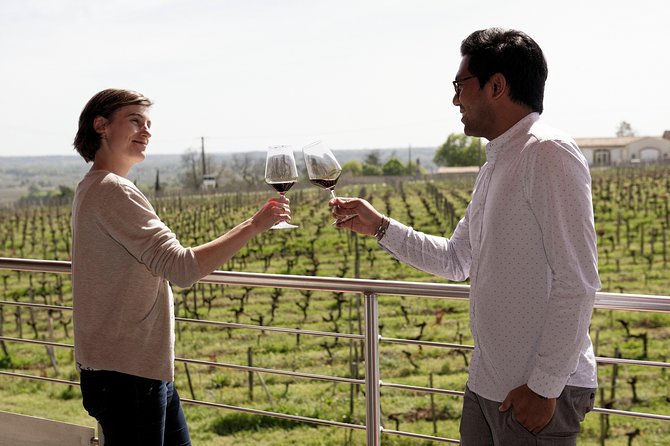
[71,170,201,381]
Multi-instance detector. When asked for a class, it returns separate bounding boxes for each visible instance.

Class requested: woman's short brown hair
[73,89,153,162]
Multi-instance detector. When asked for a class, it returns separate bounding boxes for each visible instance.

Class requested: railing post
[364,291,381,446]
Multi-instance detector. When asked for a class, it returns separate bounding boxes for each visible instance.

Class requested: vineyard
[0,165,669,445]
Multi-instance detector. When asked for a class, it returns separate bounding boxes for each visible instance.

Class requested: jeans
[80,370,191,446]
[460,385,596,446]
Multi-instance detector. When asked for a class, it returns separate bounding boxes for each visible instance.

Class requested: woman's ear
[93,116,107,138]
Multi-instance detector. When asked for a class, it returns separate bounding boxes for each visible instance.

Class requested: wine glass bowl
[302,140,355,225]
[302,140,342,199]
[265,145,298,229]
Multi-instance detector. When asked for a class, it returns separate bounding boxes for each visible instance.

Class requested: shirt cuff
[377,218,405,247]
[527,367,567,399]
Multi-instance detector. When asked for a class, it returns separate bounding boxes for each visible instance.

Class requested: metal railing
[1,257,669,445]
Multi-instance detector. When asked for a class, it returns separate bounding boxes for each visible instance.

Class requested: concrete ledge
[0,410,96,446]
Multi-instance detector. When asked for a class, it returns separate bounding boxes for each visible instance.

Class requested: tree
[405,159,427,176]
[616,121,635,137]
[231,153,265,189]
[342,160,363,176]
[179,148,222,190]
[433,134,483,167]
[179,149,199,189]
[56,185,74,198]
[362,163,383,176]
[382,158,405,176]
[364,151,381,166]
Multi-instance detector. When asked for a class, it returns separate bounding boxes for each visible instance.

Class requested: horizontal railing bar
[175,317,364,341]
[384,338,669,369]
[592,407,670,421]
[380,381,670,423]
[382,428,460,444]
[176,357,365,385]
[381,381,465,397]
[0,258,72,274]
[6,257,670,312]
[0,350,670,406]
[2,320,669,372]
[4,370,668,426]
[0,301,362,341]
[201,270,472,299]
[180,397,365,431]
[381,381,670,423]
[0,257,472,299]
[594,291,670,312]
[595,356,670,369]
[0,300,70,312]
[381,336,474,350]
[0,370,79,386]
[0,337,365,386]
[1,321,668,372]
[0,336,73,349]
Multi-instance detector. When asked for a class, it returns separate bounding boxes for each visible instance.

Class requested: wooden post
[184,363,196,400]
[430,373,438,435]
[248,347,254,401]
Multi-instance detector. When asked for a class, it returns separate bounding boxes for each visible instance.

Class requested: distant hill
[0,147,438,206]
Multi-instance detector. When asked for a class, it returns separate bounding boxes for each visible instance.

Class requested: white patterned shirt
[379,113,600,401]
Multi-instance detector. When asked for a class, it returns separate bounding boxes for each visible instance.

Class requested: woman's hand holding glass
[252,195,292,231]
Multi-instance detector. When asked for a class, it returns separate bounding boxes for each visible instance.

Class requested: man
[330,28,600,445]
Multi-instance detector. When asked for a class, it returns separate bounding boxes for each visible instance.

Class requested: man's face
[452,56,494,139]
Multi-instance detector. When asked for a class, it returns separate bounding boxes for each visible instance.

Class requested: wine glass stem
[329,189,337,199]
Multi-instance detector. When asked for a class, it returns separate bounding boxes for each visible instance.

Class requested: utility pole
[408,145,412,170]
[200,136,207,179]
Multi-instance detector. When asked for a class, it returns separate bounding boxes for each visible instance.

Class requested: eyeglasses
[452,75,478,95]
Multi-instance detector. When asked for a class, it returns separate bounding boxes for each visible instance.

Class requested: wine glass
[302,140,342,198]
[265,145,299,229]
[302,140,355,224]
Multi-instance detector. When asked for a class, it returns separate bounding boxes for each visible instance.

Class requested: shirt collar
[485,112,540,163]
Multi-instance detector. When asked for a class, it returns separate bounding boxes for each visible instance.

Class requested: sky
[1,0,668,157]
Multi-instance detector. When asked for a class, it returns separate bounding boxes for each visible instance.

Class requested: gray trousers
[459,385,596,446]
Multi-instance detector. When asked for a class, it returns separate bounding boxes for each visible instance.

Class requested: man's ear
[490,73,506,99]
[93,116,107,136]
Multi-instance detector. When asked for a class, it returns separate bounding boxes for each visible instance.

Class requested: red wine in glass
[268,180,297,194]
[265,145,298,229]
[309,175,340,192]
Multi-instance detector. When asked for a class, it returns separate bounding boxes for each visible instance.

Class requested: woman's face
[96,105,152,165]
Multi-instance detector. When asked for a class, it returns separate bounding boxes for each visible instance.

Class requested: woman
[71,88,291,445]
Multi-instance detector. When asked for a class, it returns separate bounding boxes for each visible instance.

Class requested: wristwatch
[375,216,390,241]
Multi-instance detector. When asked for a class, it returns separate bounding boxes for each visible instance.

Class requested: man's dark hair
[73,88,153,162]
[461,28,548,113]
